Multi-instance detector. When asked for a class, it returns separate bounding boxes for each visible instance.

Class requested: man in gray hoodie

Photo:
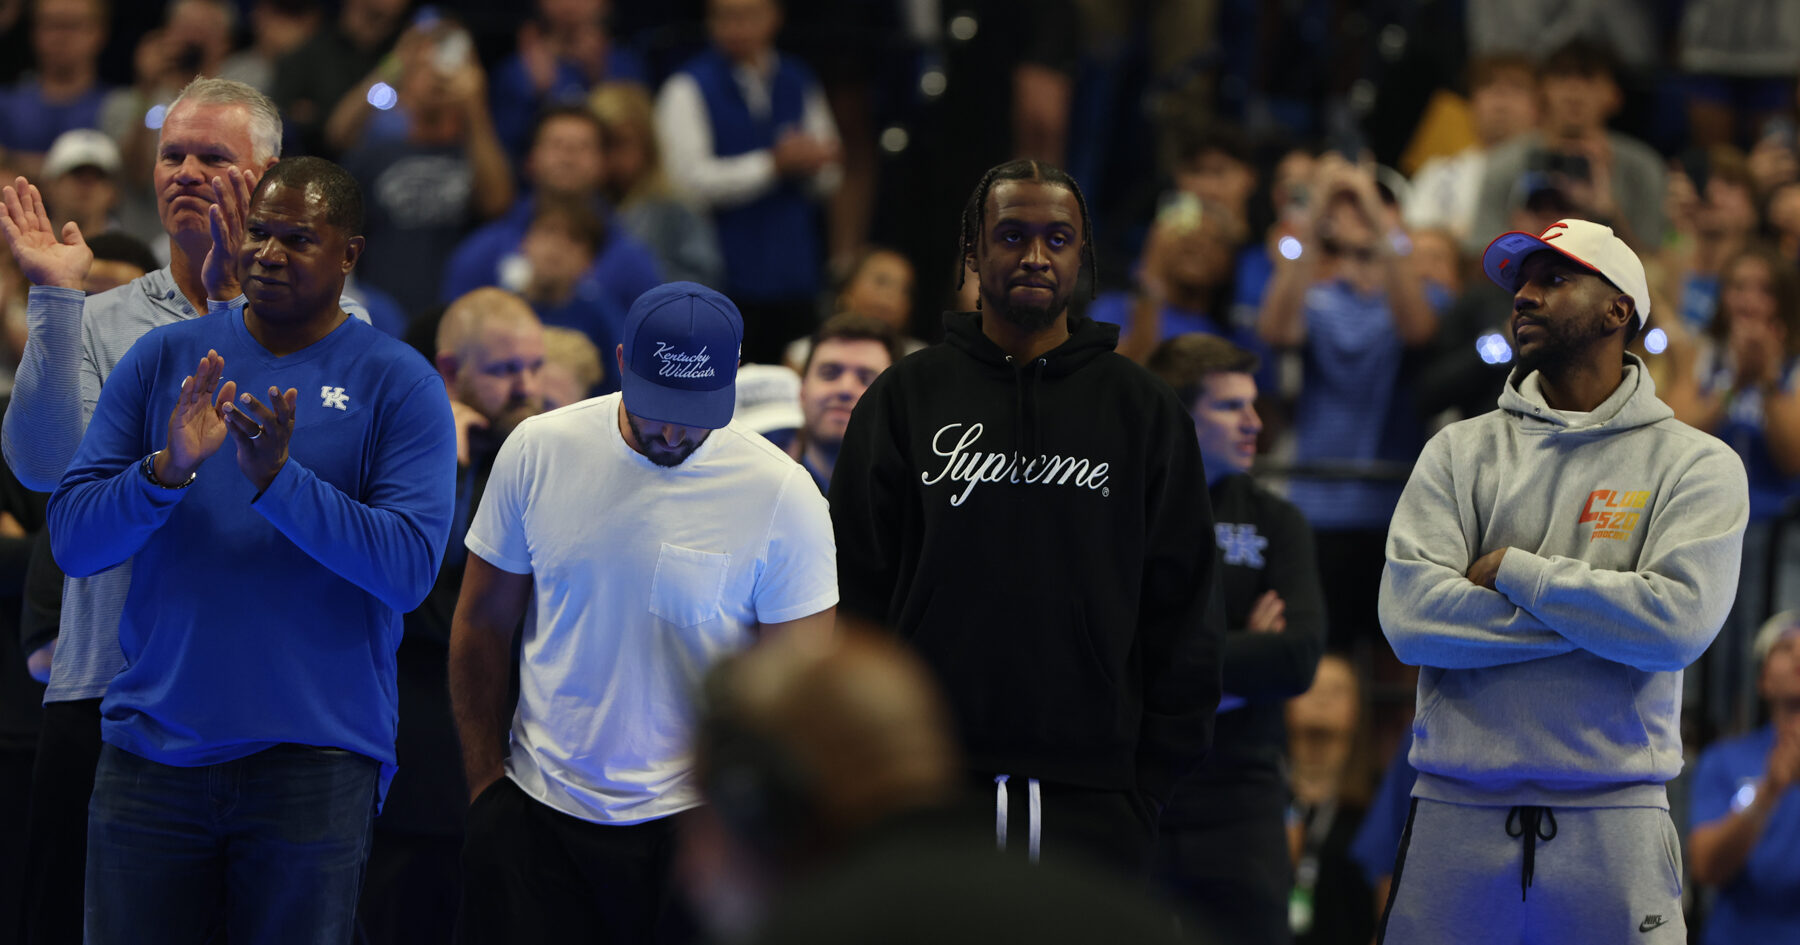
[1377,218,1748,945]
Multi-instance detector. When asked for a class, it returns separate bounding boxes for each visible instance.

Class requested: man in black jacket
[829,159,1220,877]
[357,288,548,945]
[1148,334,1327,943]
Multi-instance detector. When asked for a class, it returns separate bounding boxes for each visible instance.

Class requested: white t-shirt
[466,392,838,824]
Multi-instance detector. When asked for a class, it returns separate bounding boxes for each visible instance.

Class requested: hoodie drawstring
[1004,356,1048,458]
[1029,358,1045,457]
[1505,805,1557,900]
[995,775,1042,863]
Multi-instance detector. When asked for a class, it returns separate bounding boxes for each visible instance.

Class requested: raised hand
[0,177,93,290]
[202,165,257,301]
[158,350,235,483]
[450,398,488,467]
[1466,547,1508,591]
[1246,589,1288,634]
[223,384,298,493]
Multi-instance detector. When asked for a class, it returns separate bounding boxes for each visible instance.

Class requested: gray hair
[166,77,283,164]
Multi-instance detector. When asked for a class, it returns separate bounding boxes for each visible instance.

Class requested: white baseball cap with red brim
[1481,218,1650,327]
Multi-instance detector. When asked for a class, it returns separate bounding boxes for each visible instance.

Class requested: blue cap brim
[1482,230,1559,292]
[620,365,736,429]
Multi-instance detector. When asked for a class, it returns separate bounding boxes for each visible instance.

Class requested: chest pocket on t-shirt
[650,543,731,628]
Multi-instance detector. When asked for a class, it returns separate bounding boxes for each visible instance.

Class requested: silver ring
[247,429,263,440]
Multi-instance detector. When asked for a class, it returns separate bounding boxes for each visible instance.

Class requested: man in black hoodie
[829,159,1221,877]
[1148,334,1326,942]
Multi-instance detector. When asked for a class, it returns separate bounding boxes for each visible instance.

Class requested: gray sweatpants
[1379,798,1685,945]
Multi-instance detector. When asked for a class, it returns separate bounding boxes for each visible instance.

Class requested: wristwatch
[141,451,196,489]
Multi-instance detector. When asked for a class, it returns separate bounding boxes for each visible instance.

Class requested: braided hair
[955,159,1096,299]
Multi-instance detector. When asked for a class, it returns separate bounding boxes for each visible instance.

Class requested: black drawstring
[1005,356,1048,457]
[1505,805,1557,901]
[1029,358,1045,457]
[1005,356,1027,457]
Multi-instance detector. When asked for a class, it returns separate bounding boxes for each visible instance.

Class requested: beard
[626,412,701,467]
[490,399,543,438]
[985,287,1071,332]
[1515,307,1610,376]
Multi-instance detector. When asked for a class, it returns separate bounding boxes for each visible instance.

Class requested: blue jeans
[85,742,379,945]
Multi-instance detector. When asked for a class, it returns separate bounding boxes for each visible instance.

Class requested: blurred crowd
[2,0,1800,943]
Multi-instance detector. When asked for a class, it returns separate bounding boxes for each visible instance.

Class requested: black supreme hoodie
[829,312,1221,804]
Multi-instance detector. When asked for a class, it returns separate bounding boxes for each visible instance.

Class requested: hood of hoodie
[940,311,1120,456]
[1497,353,1672,435]
[941,311,1120,377]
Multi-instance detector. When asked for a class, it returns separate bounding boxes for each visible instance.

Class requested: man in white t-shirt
[448,281,839,944]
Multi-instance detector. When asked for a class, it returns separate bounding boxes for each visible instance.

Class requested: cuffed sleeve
[48,340,186,577]
[4,286,92,491]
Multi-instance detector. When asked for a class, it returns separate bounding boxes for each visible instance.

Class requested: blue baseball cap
[620,282,743,428]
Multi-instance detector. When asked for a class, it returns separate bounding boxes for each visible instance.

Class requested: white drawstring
[1027,777,1041,863]
[995,775,1009,851]
[994,775,1042,863]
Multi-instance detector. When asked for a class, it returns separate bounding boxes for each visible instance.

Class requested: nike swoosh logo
[1639,916,1667,932]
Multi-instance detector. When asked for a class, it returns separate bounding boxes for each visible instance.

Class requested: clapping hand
[0,177,92,290]
[223,385,298,494]
[157,350,235,484]
[202,166,257,302]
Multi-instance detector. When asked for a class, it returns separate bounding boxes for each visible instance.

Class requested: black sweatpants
[22,697,102,945]
[1156,813,1293,945]
[455,777,696,945]
[359,828,462,945]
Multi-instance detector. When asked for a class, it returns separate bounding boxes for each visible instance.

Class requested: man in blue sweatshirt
[0,76,376,945]
[48,156,456,945]
[1378,219,1748,945]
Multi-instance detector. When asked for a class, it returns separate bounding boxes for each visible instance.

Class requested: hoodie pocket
[1410,653,1656,785]
[649,544,730,628]
[1656,813,1683,898]
[908,589,1119,751]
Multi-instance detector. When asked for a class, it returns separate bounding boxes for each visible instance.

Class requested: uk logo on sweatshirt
[1579,488,1649,542]
[1215,523,1267,567]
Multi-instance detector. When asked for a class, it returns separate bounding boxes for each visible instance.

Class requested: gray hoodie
[1381,355,1748,808]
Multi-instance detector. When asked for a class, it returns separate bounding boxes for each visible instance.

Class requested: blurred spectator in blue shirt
[510,201,624,392]
[1258,156,1435,647]
[1666,244,1800,733]
[490,0,648,163]
[0,0,113,178]
[1688,611,1800,945]
[339,14,516,319]
[441,105,661,321]
[1091,196,1273,396]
